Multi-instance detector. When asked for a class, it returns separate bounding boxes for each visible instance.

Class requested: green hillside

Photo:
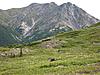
[0,25,19,46]
[0,22,100,75]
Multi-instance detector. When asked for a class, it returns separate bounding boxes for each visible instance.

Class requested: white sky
[0,0,100,19]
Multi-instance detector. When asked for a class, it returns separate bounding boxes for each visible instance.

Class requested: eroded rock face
[0,2,99,45]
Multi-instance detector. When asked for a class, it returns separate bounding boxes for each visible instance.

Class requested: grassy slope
[0,22,100,75]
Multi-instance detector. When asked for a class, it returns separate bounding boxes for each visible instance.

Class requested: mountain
[0,2,99,45]
[30,22,100,49]
[0,22,100,75]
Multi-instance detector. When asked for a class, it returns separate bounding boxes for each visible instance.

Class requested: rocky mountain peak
[60,2,72,7]
[49,2,57,6]
[0,2,99,45]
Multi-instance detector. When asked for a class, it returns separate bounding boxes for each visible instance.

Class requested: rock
[0,53,6,57]
[48,58,56,62]
[9,53,15,58]
[0,47,31,57]
[57,50,65,53]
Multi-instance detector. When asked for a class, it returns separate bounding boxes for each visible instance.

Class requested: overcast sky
[0,0,100,19]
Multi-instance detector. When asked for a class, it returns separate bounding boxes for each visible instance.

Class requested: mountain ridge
[0,2,99,46]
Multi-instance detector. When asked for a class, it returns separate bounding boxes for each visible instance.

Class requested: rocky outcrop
[0,48,30,57]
